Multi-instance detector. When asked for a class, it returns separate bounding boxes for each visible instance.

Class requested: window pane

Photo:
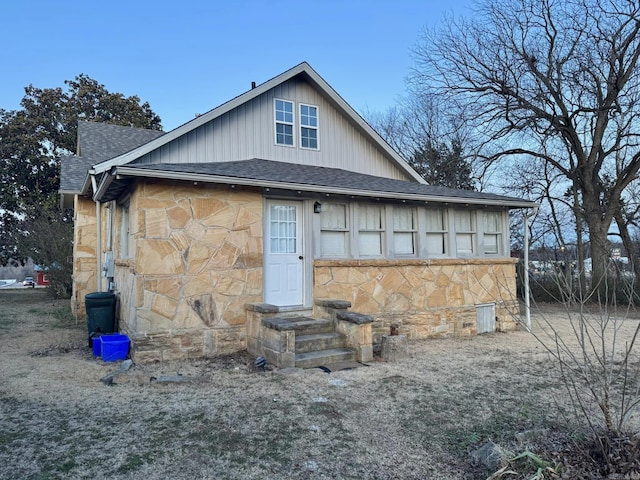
[394,232,415,255]
[425,209,445,231]
[359,232,382,255]
[426,233,446,255]
[321,231,346,256]
[321,204,346,229]
[483,211,500,233]
[456,233,474,255]
[359,205,382,230]
[276,123,293,145]
[484,234,499,254]
[455,211,473,231]
[301,127,318,149]
[394,208,415,230]
[300,105,317,126]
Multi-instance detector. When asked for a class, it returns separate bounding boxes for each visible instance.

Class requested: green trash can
[85,292,117,345]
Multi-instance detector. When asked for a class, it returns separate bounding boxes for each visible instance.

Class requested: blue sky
[1,0,472,131]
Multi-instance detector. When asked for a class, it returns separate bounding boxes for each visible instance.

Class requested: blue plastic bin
[91,334,103,357]
[100,334,130,362]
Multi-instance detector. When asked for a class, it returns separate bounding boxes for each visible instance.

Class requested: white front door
[265,200,304,306]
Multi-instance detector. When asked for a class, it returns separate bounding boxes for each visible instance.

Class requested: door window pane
[270,205,297,253]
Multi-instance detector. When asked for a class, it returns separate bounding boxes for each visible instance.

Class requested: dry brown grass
[1,289,639,479]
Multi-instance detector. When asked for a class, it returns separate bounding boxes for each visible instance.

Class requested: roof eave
[102,166,537,209]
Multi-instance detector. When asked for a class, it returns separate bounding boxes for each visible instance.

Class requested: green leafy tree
[0,75,162,276]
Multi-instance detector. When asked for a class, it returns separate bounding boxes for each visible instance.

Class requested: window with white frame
[120,201,130,259]
[300,104,318,149]
[393,207,417,256]
[455,210,476,255]
[425,209,448,256]
[274,99,294,146]
[358,205,384,256]
[320,203,348,256]
[483,211,502,255]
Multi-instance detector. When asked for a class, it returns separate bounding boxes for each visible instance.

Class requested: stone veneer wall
[71,195,101,319]
[314,258,520,348]
[116,181,264,362]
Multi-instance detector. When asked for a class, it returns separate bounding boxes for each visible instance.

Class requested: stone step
[295,332,347,353]
[277,308,313,319]
[263,316,333,336]
[295,348,356,369]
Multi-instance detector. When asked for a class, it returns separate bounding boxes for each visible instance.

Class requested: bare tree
[367,93,477,189]
[412,0,640,295]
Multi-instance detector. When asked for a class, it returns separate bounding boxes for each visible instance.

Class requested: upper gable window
[300,104,318,149]
[275,99,294,146]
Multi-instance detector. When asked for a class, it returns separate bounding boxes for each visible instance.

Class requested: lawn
[1,289,637,479]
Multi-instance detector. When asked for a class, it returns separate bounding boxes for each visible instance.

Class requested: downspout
[523,207,538,332]
[90,174,102,293]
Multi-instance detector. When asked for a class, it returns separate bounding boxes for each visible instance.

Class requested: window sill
[315,257,518,267]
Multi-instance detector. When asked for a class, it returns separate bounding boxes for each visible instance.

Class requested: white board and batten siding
[133,77,414,182]
[476,303,496,334]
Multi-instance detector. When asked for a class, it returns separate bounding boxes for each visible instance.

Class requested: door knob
[298,256,304,260]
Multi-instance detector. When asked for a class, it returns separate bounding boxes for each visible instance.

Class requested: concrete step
[295,332,346,353]
[295,348,356,369]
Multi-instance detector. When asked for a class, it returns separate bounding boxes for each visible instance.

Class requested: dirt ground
[1,289,639,480]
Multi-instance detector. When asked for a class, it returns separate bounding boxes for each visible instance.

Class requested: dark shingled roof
[59,121,164,193]
[59,155,94,193]
[116,159,533,206]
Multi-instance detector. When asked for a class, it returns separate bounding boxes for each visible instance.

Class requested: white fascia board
[94,172,115,201]
[80,171,93,195]
[108,166,538,209]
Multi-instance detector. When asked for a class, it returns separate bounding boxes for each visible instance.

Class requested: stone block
[209,242,239,268]
[144,209,169,238]
[182,219,205,241]
[137,239,184,275]
[187,294,217,326]
[381,334,409,362]
[151,294,178,319]
[167,205,191,229]
[187,242,215,274]
[214,327,246,354]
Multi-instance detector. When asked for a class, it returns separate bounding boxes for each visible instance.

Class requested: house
[59,62,536,366]
[33,265,50,286]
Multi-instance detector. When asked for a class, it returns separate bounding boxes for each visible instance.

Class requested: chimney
[251,81,256,89]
